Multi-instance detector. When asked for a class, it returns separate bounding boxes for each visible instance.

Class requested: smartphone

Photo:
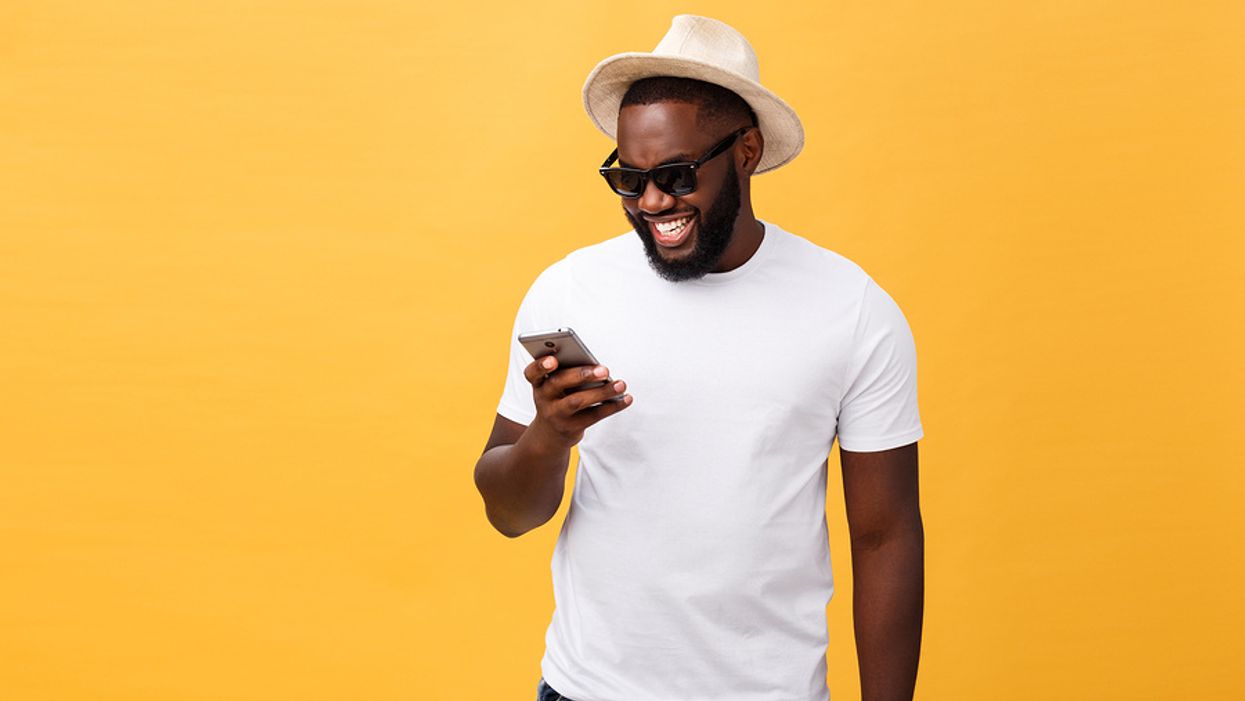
[518,327,621,399]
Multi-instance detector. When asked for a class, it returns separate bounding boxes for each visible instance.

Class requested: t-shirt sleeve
[836,277,925,452]
[495,267,560,426]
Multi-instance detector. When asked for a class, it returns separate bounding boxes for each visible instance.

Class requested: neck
[711,203,763,273]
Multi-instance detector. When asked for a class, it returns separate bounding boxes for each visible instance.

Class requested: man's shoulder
[562,229,641,267]
[529,230,643,285]
[767,222,872,288]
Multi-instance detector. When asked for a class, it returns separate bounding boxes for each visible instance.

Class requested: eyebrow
[617,153,697,169]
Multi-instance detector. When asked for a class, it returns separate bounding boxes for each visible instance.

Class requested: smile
[649,214,696,248]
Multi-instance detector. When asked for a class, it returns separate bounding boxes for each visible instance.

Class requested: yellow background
[2,1,1242,699]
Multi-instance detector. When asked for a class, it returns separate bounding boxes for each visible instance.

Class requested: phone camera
[544,341,556,349]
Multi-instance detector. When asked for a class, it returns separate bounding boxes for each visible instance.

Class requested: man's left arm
[840,441,923,701]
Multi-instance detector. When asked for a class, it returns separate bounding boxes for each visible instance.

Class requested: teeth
[655,216,692,234]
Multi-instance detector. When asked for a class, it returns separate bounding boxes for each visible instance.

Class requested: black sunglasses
[598,126,753,198]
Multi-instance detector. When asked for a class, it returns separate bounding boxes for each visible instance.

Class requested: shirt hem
[837,426,924,453]
[496,402,534,427]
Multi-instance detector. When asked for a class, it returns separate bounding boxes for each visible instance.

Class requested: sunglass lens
[653,166,696,196]
[604,170,644,197]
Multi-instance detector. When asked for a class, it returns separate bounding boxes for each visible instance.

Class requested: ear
[737,127,764,176]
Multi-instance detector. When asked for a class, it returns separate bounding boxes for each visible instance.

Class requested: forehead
[616,102,716,168]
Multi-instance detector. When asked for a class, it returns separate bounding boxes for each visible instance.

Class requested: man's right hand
[474,356,633,537]
[524,355,633,449]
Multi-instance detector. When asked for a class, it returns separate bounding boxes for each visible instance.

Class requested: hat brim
[583,52,804,174]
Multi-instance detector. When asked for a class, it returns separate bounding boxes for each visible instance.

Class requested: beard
[624,160,741,282]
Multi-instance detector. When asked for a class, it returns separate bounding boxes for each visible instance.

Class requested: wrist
[522,416,577,458]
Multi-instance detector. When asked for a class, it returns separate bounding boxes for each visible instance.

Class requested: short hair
[619,77,758,132]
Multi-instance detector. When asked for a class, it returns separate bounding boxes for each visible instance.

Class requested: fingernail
[593,366,607,377]
[542,357,555,369]
[623,394,633,405]
[613,380,625,391]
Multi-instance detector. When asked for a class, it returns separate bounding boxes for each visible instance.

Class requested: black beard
[625,161,741,282]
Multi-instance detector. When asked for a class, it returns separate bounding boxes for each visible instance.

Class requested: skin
[615,101,764,277]
[473,99,923,701]
[623,155,741,282]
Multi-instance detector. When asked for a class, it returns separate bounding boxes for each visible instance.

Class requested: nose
[637,175,676,215]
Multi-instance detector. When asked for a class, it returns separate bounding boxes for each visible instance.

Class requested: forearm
[850,524,924,701]
[473,421,572,538]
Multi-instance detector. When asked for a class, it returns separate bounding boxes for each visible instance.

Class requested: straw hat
[582,15,804,174]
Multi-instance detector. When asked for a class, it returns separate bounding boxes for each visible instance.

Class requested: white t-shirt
[497,220,923,701]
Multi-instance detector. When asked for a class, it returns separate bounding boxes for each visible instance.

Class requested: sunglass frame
[598,126,754,198]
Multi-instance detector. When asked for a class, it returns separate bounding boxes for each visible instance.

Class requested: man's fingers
[523,359,631,435]
[523,355,559,385]
[546,364,610,394]
[520,361,632,444]
[561,379,629,413]
[570,390,634,426]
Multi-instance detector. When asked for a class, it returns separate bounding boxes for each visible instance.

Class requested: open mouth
[649,214,696,249]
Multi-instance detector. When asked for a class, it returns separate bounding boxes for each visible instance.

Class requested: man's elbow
[482,501,546,539]
[489,513,527,539]
[850,517,924,553]
[478,496,523,538]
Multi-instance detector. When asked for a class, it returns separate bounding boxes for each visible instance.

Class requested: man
[474,15,924,701]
